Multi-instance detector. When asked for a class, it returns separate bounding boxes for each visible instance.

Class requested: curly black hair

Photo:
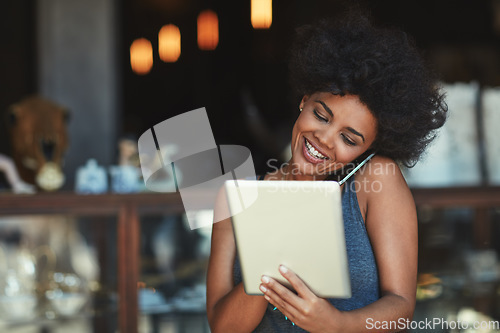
[288,14,447,167]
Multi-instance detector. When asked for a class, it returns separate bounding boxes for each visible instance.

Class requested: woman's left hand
[260,265,343,333]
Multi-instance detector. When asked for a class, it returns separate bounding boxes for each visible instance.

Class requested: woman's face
[289,92,377,180]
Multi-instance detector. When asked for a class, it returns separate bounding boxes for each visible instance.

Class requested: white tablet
[224,180,351,298]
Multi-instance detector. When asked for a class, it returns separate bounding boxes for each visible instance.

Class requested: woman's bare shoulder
[355,155,413,210]
[356,155,408,189]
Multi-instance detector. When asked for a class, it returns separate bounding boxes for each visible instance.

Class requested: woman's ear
[299,95,310,109]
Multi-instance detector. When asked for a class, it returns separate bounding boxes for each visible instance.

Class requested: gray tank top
[232,175,380,332]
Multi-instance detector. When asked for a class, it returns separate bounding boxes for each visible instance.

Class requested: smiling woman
[206,10,447,333]
[288,93,378,180]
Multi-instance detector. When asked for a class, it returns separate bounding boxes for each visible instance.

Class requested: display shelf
[0,186,499,333]
[412,186,500,333]
[0,191,195,333]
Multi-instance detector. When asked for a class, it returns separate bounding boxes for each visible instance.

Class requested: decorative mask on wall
[6,96,69,191]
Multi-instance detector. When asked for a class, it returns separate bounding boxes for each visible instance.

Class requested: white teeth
[305,139,327,159]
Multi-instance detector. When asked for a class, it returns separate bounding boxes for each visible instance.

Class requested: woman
[206,13,447,333]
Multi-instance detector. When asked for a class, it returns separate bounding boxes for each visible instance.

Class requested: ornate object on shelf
[6,96,69,191]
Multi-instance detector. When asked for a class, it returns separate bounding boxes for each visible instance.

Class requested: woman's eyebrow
[315,100,333,117]
[315,99,365,142]
[347,127,365,143]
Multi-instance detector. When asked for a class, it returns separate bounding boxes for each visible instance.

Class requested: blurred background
[1,0,500,332]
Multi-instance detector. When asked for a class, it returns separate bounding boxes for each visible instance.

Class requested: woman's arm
[206,187,268,332]
[338,156,418,331]
[261,157,418,332]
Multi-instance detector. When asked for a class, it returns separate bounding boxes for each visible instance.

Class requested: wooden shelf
[411,186,500,208]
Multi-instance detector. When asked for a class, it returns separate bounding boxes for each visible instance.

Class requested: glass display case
[1,186,499,333]
[412,186,500,333]
[0,192,193,333]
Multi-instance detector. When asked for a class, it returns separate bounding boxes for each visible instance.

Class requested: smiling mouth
[304,138,329,160]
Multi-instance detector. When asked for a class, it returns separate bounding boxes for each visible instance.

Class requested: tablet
[224,180,351,298]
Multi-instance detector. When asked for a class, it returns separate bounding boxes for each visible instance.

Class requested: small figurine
[109,135,142,193]
[75,159,108,194]
[7,96,69,191]
[109,165,140,193]
[118,135,140,167]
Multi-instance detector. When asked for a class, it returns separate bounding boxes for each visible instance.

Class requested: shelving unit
[0,186,499,332]
[0,192,196,333]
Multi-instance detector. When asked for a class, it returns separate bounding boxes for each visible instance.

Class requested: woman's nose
[313,128,335,150]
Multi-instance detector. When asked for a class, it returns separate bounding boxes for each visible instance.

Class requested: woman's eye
[313,109,328,122]
[341,134,356,146]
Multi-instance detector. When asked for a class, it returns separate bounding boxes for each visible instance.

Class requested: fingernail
[264,295,270,301]
[260,284,267,292]
[279,265,288,274]
[261,275,270,283]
